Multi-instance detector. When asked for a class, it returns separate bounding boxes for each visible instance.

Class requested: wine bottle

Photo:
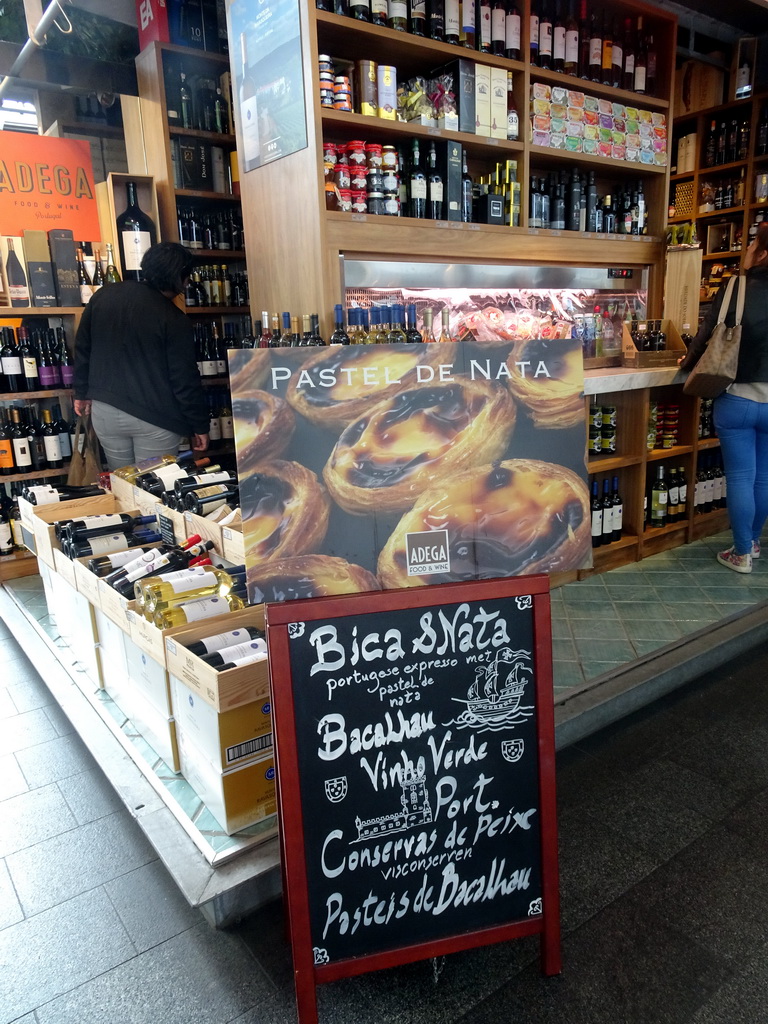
[588,11,601,81]
[56,512,157,542]
[422,306,437,343]
[491,0,506,56]
[427,143,444,220]
[409,140,427,219]
[505,1,521,60]
[621,16,634,91]
[200,638,268,669]
[477,0,491,52]
[76,248,93,305]
[41,409,63,470]
[88,545,166,577]
[445,0,460,43]
[116,182,157,282]
[552,0,565,72]
[0,413,14,475]
[141,564,246,617]
[538,0,552,70]
[405,304,423,343]
[611,475,623,543]
[600,11,612,86]
[667,467,679,524]
[429,0,444,39]
[438,307,454,343]
[69,530,162,560]
[461,0,476,47]
[634,17,647,94]
[601,478,613,545]
[329,304,351,346]
[18,329,39,392]
[590,479,602,547]
[154,591,245,629]
[529,4,539,64]
[186,626,264,658]
[0,505,12,556]
[650,465,667,527]
[1,330,23,392]
[410,0,426,34]
[183,484,238,516]
[506,71,519,140]
[563,0,578,75]
[5,239,30,308]
[104,242,121,284]
[388,0,407,31]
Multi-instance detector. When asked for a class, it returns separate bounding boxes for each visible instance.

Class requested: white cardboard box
[170,673,272,772]
[176,728,276,835]
[123,634,173,717]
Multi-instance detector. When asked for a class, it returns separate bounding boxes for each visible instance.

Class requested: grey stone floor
[2,612,767,1024]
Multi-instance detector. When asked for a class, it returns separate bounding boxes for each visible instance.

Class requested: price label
[351,213,368,223]
[428,127,442,137]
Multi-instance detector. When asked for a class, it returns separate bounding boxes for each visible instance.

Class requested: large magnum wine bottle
[5,239,30,308]
[116,182,157,282]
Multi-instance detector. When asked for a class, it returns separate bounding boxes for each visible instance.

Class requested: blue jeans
[713,392,768,555]
[91,401,182,472]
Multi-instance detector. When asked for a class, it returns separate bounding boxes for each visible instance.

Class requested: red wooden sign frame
[266,576,561,1024]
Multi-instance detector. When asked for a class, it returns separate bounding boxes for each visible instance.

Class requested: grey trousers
[91,401,182,472]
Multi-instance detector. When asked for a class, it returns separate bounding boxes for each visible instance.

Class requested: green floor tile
[623,619,682,642]
[569,618,629,641]
[574,638,636,661]
[613,600,671,620]
[550,617,572,640]
[580,660,629,680]
[699,587,761,603]
[598,572,648,586]
[606,585,659,601]
[567,600,620,620]
[649,584,706,603]
[677,619,722,636]
[552,638,577,660]
[552,661,585,689]
[664,601,718,621]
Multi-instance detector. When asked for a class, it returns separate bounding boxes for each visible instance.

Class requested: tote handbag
[682,274,746,399]
[67,415,103,486]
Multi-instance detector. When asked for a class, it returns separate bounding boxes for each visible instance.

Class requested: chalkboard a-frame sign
[266,576,561,1024]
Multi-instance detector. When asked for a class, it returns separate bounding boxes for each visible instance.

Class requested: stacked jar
[318,54,334,109]
[323,142,352,212]
[649,402,680,449]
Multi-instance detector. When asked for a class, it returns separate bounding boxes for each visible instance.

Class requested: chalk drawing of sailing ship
[446,648,534,731]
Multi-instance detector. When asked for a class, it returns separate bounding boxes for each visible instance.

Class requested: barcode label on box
[226,732,273,765]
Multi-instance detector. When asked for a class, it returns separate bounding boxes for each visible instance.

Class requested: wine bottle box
[132,485,163,520]
[183,507,231,560]
[103,659,180,773]
[22,230,57,307]
[170,672,271,773]
[127,603,210,668]
[97,577,138,629]
[621,319,686,368]
[489,66,508,140]
[52,546,79,590]
[175,725,276,835]
[109,472,139,512]
[433,59,475,135]
[433,139,464,222]
[72,554,104,606]
[21,493,118,569]
[123,633,174,717]
[221,524,245,566]
[164,605,267,713]
[47,229,81,306]
[474,62,492,137]
[94,608,130,692]
[45,570,101,687]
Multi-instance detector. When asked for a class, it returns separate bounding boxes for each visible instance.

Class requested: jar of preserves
[335,142,349,164]
[351,190,367,214]
[318,54,334,74]
[347,141,367,166]
[382,168,399,193]
[381,145,398,170]
[365,143,383,169]
[366,170,385,193]
[367,191,385,216]
[383,192,400,216]
[338,189,353,212]
[350,167,368,190]
[319,90,335,108]
[325,182,341,211]
[334,163,351,189]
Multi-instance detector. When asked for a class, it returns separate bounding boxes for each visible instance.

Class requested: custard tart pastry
[232,390,296,468]
[241,461,330,565]
[506,336,583,429]
[285,343,444,430]
[324,379,515,514]
[228,349,270,393]
[378,458,590,586]
[247,555,380,604]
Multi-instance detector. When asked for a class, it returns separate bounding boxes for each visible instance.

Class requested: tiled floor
[3,607,768,1022]
[551,528,768,693]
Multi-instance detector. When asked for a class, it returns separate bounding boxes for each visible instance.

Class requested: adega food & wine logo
[405,530,450,577]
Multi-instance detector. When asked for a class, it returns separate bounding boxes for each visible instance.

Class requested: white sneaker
[717,548,752,574]
[752,540,761,559]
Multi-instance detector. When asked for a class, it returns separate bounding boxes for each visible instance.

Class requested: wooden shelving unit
[671,91,768,283]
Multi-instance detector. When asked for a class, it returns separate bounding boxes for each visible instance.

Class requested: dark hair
[756,221,768,257]
[140,242,194,294]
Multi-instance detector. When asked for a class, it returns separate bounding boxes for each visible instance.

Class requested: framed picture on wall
[706,223,734,256]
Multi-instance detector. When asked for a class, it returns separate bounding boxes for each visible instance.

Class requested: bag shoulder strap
[733,274,746,326]
[716,275,738,325]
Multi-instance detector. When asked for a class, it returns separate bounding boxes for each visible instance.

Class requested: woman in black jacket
[74,243,209,471]
[679,222,768,573]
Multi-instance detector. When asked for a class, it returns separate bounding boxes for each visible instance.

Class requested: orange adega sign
[0,134,100,239]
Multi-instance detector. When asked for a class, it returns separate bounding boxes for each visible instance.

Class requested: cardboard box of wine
[22,230,57,306]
